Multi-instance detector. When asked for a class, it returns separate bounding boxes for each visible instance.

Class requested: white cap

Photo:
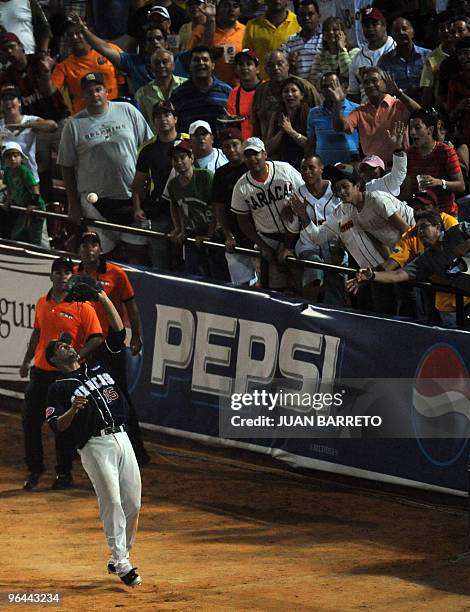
[189,120,212,135]
[1,141,26,158]
[242,137,265,153]
[148,5,171,19]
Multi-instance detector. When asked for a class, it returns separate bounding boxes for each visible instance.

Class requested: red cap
[220,127,243,142]
[410,190,439,208]
[361,6,385,22]
[0,32,21,46]
[234,48,259,66]
[169,139,192,156]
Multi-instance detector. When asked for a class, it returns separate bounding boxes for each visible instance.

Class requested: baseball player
[45,287,142,587]
[74,231,149,465]
[230,137,303,289]
[20,257,103,490]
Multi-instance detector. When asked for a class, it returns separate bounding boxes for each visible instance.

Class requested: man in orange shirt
[52,18,123,114]
[330,66,420,163]
[74,232,149,465]
[187,0,245,86]
[19,257,103,490]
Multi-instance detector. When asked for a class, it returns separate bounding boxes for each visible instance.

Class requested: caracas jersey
[231,161,303,235]
[294,182,342,260]
[46,330,129,449]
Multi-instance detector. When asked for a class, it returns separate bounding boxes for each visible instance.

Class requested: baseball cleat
[51,473,73,490]
[23,472,41,490]
[120,568,142,587]
[107,562,117,575]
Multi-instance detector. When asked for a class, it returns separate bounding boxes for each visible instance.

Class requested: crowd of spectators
[1,0,470,329]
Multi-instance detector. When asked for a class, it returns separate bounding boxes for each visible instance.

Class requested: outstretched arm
[68,14,121,68]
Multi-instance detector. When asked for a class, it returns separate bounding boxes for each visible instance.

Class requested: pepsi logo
[413,344,470,466]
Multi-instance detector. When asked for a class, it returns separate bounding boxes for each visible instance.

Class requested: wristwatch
[442,179,447,190]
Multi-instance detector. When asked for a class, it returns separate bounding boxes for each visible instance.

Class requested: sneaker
[120,568,142,587]
[51,473,73,490]
[23,472,41,490]
[107,562,117,575]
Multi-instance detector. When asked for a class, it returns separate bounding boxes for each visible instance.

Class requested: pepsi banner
[1,243,470,495]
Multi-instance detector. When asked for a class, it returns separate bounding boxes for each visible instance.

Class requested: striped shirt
[283,31,323,80]
[302,202,385,268]
[170,77,232,144]
[309,47,359,86]
[406,142,461,217]
[378,45,430,91]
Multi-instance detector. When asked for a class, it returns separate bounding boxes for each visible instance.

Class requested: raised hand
[326,80,345,105]
[382,71,401,97]
[386,121,406,150]
[68,13,87,32]
[199,0,217,19]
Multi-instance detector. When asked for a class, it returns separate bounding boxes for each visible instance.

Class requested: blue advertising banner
[126,269,470,496]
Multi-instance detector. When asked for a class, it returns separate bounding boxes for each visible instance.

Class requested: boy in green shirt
[166,139,215,277]
[3,142,46,246]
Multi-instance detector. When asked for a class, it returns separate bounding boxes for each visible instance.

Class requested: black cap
[0,85,21,99]
[45,340,60,368]
[79,231,101,246]
[51,257,74,274]
[152,100,176,116]
[80,72,105,89]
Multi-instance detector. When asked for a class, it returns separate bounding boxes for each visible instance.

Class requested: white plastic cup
[416,174,427,192]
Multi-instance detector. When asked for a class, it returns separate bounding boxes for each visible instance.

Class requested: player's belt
[94,424,127,437]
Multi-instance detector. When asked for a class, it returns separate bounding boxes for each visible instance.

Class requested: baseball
[86,192,98,204]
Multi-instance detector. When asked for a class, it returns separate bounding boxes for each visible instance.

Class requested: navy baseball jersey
[46,329,129,449]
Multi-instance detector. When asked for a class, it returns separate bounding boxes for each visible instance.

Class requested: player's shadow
[346,557,470,598]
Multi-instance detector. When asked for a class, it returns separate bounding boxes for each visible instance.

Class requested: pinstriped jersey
[301,200,385,268]
[231,161,303,234]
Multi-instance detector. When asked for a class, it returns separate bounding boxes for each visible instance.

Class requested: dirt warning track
[1,407,470,611]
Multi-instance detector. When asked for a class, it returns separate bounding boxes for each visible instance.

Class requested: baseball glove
[65,275,102,302]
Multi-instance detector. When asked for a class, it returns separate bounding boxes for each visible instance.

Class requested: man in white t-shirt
[231,136,303,288]
[189,120,228,172]
[348,6,396,103]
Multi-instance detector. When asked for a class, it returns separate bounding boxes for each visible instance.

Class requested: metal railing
[2,203,469,328]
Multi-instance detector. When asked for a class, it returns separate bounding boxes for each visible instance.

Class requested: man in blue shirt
[170,45,232,144]
[306,72,359,165]
[378,17,430,96]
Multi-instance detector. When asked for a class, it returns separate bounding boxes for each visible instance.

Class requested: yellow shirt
[390,212,470,312]
[242,11,300,80]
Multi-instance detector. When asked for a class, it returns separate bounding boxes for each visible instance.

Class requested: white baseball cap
[1,141,26,158]
[148,6,171,20]
[189,120,212,135]
[242,137,265,153]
